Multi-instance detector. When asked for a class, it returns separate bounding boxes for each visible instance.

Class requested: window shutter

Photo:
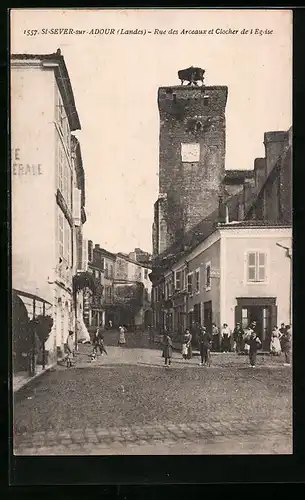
[247,252,257,281]
[187,274,193,294]
[73,188,81,226]
[176,271,181,290]
[258,252,266,281]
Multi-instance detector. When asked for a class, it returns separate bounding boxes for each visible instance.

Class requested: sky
[11,9,292,254]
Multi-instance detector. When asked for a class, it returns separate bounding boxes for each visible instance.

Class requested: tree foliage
[114,282,144,312]
[30,314,54,344]
[72,271,97,295]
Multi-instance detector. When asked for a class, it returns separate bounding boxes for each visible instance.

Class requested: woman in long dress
[118,325,126,346]
[162,333,173,367]
[221,323,232,353]
[270,326,281,356]
[182,329,192,360]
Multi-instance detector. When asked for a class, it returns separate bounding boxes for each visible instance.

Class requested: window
[144,269,148,279]
[195,269,200,293]
[242,308,248,329]
[247,252,266,282]
[166,279,173,298]
[203,95,210,106]
[205,262,211,290]
[58,211,64,259]
[58,208,72,266]
[187,273,193,294]
[181,143,200,162]
[95,270,99,280]
[56,89,71,153]
[110,264,113,278]
[65,224,71,266]
[175,270,181,290]
[57,139,72,209]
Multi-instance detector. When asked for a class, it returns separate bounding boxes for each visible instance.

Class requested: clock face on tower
[181,143,200,162]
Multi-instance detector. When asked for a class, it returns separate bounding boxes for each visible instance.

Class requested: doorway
[203,301,212,333]
[236,298,277,350]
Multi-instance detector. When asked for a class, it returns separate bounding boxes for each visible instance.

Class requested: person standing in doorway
[245,330,261,367]
[162,332,173,367]
[211,323,220,352]
[221,323,232,353]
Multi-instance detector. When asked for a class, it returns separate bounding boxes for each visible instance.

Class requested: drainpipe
[225,204,229,224]
[185,259,189,329]
[276,242,292,324]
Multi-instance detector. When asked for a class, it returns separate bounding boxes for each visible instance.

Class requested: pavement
[13,332,292,456]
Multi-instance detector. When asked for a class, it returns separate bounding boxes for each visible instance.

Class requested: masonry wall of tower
[157,84,228,249]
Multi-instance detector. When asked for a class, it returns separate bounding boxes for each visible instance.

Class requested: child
[245,331,261,367]
[162,332,173,367]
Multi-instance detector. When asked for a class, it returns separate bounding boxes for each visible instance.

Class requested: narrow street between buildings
[13,332,292,455]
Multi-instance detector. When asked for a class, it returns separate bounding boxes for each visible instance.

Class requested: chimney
[264,131,289,176]
[243,179,255,215]
[254,158,266,192]
[95,244,100,249]
[218,196,226,223]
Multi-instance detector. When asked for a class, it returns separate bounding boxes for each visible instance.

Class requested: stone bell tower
[153,66,228,255]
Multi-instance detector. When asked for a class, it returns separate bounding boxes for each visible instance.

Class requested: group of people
[65,320,292,369]
[162,327,213,367]
[161,320,292,368]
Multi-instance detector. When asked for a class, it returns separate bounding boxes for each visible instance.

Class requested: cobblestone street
[13,336,292,455]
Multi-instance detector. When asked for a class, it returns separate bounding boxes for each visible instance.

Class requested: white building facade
[11,51,84,362]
